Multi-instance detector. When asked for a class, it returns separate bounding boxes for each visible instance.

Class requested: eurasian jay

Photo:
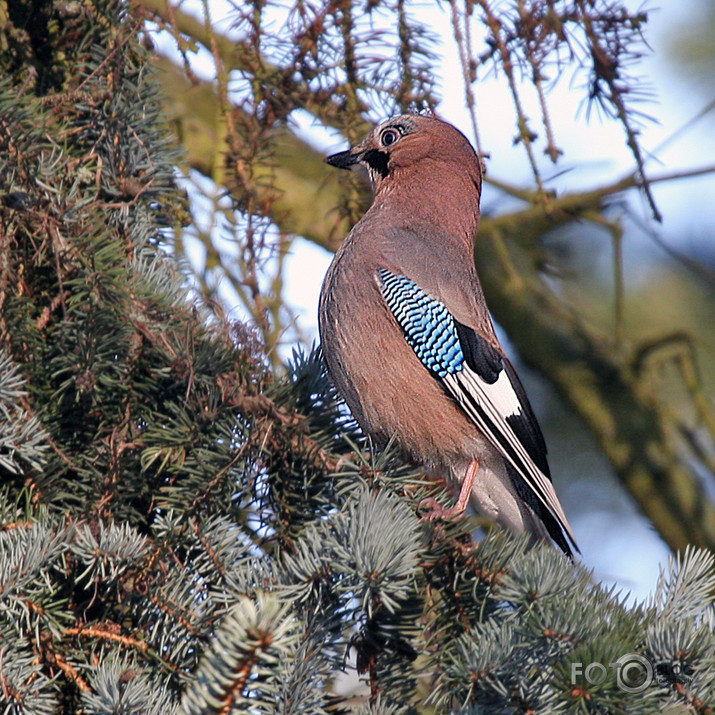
[318,114,578,557]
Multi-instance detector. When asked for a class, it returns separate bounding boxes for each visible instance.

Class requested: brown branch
[477,0,546,196]
[449,0,484,160]
[65,625,149,653]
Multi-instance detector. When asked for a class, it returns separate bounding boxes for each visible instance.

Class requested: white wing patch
[443,367,577,546]
[483,369,522,420]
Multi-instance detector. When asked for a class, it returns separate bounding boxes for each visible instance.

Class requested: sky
[152,0,715,602]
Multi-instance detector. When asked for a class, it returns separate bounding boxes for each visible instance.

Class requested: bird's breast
[318,247,490,467]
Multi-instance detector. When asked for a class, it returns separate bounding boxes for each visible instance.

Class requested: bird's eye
[380,128,400,147]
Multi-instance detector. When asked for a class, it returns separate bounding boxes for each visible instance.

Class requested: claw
[418,459,478,523]
[418,497,467,522]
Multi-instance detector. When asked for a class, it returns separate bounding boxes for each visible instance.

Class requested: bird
[318,114,578,558]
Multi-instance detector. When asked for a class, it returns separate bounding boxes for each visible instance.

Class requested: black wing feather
[501,358,550,477]
[506,462,573,557]
[448,321,578,554]
[454,320,501,384]
[456,320,550,477]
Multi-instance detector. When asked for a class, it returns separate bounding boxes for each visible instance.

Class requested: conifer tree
[0,1,713,713]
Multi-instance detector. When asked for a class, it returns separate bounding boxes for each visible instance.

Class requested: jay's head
[325,115,482,201]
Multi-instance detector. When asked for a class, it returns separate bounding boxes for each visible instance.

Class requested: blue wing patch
[378,268,463,377]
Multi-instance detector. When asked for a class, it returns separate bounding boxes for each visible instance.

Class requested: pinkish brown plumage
[319,115,578,557]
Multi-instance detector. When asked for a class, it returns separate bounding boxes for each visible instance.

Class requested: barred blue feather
[378,268,463,377]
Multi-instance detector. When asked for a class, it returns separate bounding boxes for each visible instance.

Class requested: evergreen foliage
[0,1,713,713]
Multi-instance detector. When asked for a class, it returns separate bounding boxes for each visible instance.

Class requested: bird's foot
[418,497,467,522]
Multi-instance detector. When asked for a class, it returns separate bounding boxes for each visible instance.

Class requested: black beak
[325,149,360,170]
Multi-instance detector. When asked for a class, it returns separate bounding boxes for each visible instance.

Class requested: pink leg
[419,460,478,522]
